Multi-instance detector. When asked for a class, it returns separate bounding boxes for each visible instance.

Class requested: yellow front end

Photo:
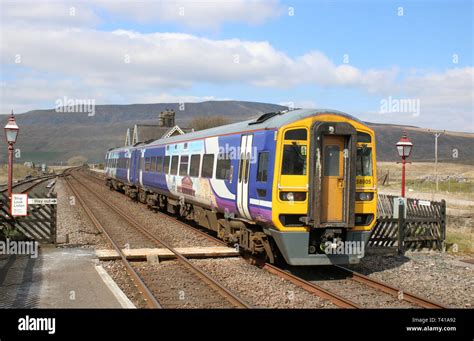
[272,114,377,265]
[271,113,377,234]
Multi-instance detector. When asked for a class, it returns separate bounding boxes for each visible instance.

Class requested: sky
[0,0,473,131]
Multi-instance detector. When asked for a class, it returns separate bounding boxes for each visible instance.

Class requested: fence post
[398,200,405,255]
[440,199,446,251]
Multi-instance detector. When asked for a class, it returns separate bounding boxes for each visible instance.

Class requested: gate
[0,191,57,244]
[368,194,446,253]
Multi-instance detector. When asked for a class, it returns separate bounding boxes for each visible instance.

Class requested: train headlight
[356,192,374,201]
[280,192,307,201]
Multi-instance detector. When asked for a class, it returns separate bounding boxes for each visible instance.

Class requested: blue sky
[0,0,472,131]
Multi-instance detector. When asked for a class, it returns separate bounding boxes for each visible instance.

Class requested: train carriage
[105,109,377,265]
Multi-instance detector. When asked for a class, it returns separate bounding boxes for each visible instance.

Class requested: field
[377,161,473,254]
[0,164,40,184]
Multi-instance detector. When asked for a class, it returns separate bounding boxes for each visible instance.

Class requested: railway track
[77,168,446,309]
[332,265,446,308]
[64,175,161,308]
[65,171,250,309]
[0,167,74,195]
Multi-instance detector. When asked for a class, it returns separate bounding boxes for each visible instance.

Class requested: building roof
[110,109,365,153]
[146,109,365,147]
[130,124,192,145]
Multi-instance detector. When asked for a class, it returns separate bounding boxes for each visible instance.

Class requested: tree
[67,155,88,166]
[190,116,231,131]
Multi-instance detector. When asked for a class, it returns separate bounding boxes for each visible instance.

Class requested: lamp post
[4,111,19,199]
[396,131,413,198]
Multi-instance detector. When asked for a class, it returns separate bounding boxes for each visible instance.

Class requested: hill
[0,101,472,164]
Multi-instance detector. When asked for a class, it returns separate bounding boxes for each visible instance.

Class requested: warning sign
[11,193,28,216]
[28,198,57,205]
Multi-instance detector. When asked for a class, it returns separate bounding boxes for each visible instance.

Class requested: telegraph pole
[433,131,444,192]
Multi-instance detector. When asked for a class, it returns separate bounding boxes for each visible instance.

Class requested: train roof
[107,109,366,153]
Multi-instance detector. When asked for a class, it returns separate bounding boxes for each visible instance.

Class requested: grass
[406,180,473,194]
[0,164,40,184]
[445,229,473,254]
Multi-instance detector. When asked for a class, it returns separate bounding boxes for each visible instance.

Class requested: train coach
[104,109,377,265]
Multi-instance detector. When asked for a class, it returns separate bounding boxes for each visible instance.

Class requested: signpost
[28,198,58,205]
[11,194,57,217]
[11,193,28,216]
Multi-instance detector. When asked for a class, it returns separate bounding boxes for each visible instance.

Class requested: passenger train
[104,109,377,265]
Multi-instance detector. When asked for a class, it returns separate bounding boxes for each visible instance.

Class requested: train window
[170,155,179,175]
[357,132,372,143]
[126,158,130,169]
[179,155,189,176]
[284,129,307,141]
[156,156,163,173]
[216,155,231,181]
[164,156,170,173]
[189,155,200,177]
[323,145,340,176]
[151,157,157,172]
[356,147,373,176]
[257,152,269,182]
[201,154,214,178]
[282,144,307,175]
[145,157,151,172]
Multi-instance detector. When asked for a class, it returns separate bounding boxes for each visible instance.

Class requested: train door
[126,150,131,183]
[237,134,253,220]
[130,149,141,185]
[321,135,345,222]
[136,149,143,186]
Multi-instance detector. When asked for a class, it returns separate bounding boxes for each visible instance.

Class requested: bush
[67,155,88,166]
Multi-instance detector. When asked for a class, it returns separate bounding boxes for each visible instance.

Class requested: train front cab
[269,113,377,265]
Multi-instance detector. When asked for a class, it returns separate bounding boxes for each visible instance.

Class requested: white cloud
[0,25,399,93]
[1,0,283,29]
[360,67,474,131]
[126,93,227,104]
[0,77,225,113]
[0,1,101,28]
[95,0,284,29]
[0,2,472,131]
[403,67,474,108]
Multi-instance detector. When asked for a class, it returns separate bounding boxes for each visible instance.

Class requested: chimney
[159,109,175,127]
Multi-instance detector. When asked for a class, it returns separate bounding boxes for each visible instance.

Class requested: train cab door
[321,135,346,223]
[237,134,253,220]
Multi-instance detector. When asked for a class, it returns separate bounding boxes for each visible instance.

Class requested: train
[104,109,377,265]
